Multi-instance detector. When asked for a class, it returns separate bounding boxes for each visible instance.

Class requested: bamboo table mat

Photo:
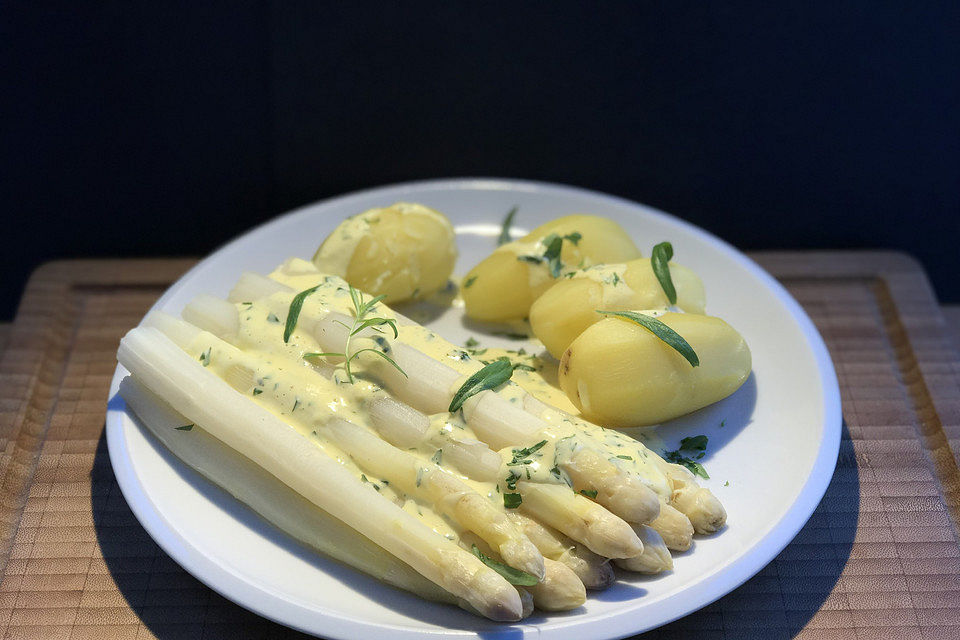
[0,252,958,640]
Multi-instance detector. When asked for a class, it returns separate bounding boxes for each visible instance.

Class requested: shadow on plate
[639,419,858,639]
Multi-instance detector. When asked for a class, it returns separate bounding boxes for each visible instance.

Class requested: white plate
[106,178,841,639]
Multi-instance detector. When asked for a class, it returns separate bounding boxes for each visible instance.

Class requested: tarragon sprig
[302,285,406,384]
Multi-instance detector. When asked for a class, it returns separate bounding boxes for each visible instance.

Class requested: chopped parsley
[517,231,583,278]
[503,493,523,509]
[175,424,194,431]
[579,489,598,499]
[508,440,547,466]
[663,435,710,479]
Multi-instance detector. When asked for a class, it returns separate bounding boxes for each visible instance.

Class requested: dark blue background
[2,2,957,319]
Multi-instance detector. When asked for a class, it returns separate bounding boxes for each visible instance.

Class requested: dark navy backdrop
[2,2,957,318]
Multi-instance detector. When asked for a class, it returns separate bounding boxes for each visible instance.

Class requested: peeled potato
[313,202,456,303]
[530,259,706,358]
[462,215,641,322]
[558,314,751,426]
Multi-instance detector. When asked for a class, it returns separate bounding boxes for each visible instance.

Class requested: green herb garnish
[198,348,211,367]
[302,285,406,384]
[516,231,582,278]
[283,285,321,342]
[650,241,677,304]
[448,359,514,412]
[471,544,537,585]
[616,455,633,460]
[579,489,598,499]
[463,276,477,288]
[175,424,194,431]
[465,336,480,348]
[663,435,710,479]
[498,206,518,246]
[503,493,523,509]
[596,310,699,367]
[252,388,263,396]
[431,449,443,465]
[508,440,547,466]
[505,470,519,491]
[266,312,280,324]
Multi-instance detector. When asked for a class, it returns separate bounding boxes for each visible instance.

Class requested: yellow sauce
[188,263,675,538]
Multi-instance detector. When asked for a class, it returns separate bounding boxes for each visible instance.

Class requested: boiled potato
[462,215,641,322]
[558,313,751,426]
[313,202,456,303]
[530,259,706,358]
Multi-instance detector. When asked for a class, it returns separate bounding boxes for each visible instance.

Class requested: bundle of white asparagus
[116,257,726,621]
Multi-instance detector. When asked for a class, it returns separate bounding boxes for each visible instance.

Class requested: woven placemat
[0,253,958,639]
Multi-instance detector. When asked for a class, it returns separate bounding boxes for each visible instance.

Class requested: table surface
[0,253,958,640]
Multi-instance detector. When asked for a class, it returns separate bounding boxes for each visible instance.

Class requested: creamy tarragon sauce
[182,260,672,540]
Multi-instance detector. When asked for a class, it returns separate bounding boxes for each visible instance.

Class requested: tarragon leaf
[596,310,699,367]
[448,359,514,412]
[470,544,537,585]
[651,241,677,304]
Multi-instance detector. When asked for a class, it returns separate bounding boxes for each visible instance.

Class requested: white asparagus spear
[119,377,461,606]
[322,417,545,580]
[649,502,694,552]
[516,482,643,559]
[613,524,673,574]
[507,512,615,590]
[117,327,524,621]
[228,271,293,302]
[523,394,673,500]
[524,557,586,611]
[367,398,501,482]
[560,448,661,525]
[659,463,727,534]
[461,533,585,612]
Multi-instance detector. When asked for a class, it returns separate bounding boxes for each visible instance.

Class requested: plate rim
[106,176,842,639]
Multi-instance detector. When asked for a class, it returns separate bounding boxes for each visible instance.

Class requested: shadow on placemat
[92,423,857,639]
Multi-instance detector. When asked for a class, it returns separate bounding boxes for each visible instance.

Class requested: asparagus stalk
[119,377,459,605]
[507,512,615,590]
[367,397,501,482]
[560,447,661,525]
[659,463,727,534]
[517,482,643,559]
[613,524,673,574]
[524,558,586,612]
[649,502,694,552]
[461,533,585,612]
[117,327,524,621]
